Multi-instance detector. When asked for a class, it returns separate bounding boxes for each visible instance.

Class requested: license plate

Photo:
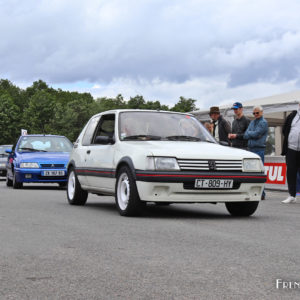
[194,179,233,189]
[42,170,65,176]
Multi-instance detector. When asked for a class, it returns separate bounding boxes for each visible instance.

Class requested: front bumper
[14,168,67,183]
[135,170,266,202]
[0,169,7,176]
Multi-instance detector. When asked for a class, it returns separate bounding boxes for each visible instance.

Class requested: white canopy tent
[193,90,300,155]
[193,90,300,124]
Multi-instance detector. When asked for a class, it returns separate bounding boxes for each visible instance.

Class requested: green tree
[51,96,98,142]
[143,100,169,110]
[170,97,198,112]
[22,90,56,134]
[0,79,27,111]
[95,94,127,111]
[127,95,146,109]
[25,80,50,98]
[0,93,20,144]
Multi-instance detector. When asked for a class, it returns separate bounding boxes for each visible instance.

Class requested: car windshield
[119,111,216,143]
[17,136,73,152]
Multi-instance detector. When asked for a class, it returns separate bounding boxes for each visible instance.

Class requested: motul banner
[264,163,286,185]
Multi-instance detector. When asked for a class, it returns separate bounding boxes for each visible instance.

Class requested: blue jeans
[250,149,265,198]
[297,170,300,195]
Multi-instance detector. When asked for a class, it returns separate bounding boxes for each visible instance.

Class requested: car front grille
[37,175,67,180]
[40,164,65,169]
[177,159,243,171]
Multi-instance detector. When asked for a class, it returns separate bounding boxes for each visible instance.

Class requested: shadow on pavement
[84,201,260,220]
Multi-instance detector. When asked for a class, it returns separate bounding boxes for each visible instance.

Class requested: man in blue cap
[228,102,250,150]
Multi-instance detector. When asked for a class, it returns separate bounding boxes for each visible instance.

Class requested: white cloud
[70,76,300,110]
[1,0,300,106]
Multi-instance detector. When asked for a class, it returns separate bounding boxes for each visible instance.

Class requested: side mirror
[219,141,229,146]
[94,136,115,145]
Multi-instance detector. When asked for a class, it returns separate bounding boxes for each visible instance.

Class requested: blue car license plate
[42,170,65,176]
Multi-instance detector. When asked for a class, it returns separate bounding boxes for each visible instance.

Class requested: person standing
[209,106,231,144]
[228,102,250,150]
[204,121,214,134]
[244,105,268,200]
[281,103,300,203]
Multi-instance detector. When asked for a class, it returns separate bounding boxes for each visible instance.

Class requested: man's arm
[223,119,231,134]
[244,121,268,140]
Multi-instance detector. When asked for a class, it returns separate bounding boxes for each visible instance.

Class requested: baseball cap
[231,102,243,109]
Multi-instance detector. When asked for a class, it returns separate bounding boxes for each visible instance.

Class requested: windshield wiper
[165,135,201,141]
[123,135,161,141]
[203,140,216,143]
[18,147,47,152]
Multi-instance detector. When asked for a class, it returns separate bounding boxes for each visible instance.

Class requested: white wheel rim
[68,171,76,200]
[117,173,130,210]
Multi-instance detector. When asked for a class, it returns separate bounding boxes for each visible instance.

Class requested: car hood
[121,141,260,160]
[17,152,70,163]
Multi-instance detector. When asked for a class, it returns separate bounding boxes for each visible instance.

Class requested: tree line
[0,79,198,144]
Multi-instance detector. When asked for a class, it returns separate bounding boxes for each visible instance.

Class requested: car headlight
[147,157,180,171]
[20,162,39,168]
[243,159,263,172]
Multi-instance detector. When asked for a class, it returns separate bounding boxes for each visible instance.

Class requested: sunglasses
[253,112,260,115]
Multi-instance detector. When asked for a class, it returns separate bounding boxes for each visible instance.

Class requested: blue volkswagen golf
[6,134,73,189]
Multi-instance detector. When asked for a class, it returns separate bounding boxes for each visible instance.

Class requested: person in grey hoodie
[244,105,268,200]
[281,103,300,204]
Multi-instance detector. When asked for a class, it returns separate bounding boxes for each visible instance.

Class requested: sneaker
[281,196,297,204]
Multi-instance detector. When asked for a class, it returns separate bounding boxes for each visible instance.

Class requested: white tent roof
[193,90,300,126]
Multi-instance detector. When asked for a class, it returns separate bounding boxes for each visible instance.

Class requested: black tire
[115,166,144,216]
[6,173,13,187]
[67,167,88,205]
[225,201,259,217]
[13,172,23,189]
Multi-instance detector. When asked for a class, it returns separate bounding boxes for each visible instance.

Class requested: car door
[76,115,101,186]
[84,113,116,193]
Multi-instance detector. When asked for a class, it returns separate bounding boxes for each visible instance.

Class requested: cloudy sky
[1,0,300,108]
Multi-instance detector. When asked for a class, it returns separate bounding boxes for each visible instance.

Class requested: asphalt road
[0,179,299,300]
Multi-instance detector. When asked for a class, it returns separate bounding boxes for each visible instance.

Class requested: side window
[82,116,100,146]
[92,114,115,143]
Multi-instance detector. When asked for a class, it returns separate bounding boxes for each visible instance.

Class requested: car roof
[91,109,194,118]
[18,134,67,138]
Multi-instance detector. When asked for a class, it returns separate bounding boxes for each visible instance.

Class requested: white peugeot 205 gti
[67,110,266,217]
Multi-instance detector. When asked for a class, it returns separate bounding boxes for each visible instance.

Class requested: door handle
[87,150,91,154]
